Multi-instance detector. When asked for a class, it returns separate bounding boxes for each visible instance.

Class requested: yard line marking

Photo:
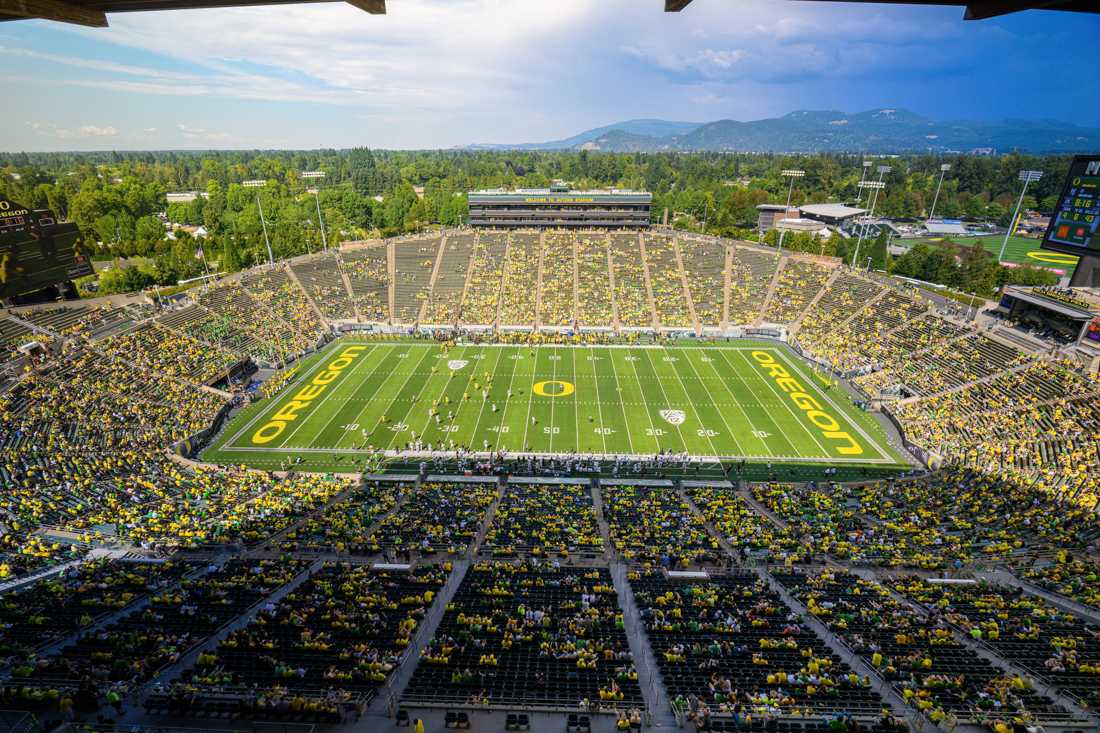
[521,348,539,452]
[398,345,473,450]
[586,346,608,454]
[659,346,722,457]
[467,346,506,449]
[640,348,700,454]
[548,345,558,453]
[677,347,745,456]
[605,346,637,455]
[622,348,664,451]
[702,348,774,457]
[436,344,487,448]
[353,345,435,449]
[491,346,521,452]
[728,348,833,458]
[570,346,581,453]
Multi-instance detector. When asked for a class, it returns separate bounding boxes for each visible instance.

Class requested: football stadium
[3,2,1100,733]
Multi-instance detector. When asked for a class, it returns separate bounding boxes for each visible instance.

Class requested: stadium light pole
[243,180,275,266]
[776,169,804,257]
[854,168,889,268]
[856,161,872,204]
[928,163,951,221]
[301,171,328,253]
[998,170,1043,263]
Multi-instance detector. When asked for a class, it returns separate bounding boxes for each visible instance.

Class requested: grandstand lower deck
[6,476,1098,733]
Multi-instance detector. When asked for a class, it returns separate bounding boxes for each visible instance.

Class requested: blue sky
[1,0,1097,151]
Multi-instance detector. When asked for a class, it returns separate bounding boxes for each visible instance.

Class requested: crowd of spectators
[405,561,642,710]
[485,483,602,558]
[635,572,883,720]
[161,563,447,721]
[9,559,304,710]
[601,485,718,567]
[774,568,1072,730]
[888,576,1100,709]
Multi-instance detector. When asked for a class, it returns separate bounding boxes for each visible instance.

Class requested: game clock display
[1042,155,1100,256]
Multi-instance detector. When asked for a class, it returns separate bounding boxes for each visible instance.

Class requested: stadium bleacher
[1,226,1099,733]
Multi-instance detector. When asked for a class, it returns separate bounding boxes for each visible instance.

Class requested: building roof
[923,221,969,235]
[469,188,651,203]
[799,203,867,220]
[756,204,791,212]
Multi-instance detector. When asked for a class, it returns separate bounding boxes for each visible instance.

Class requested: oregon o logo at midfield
[532,380,574,397]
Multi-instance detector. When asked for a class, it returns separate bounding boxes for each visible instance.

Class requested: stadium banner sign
[251,345,367,444]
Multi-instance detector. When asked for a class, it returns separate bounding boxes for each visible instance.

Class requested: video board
[1042,155,1100,258]
[0,195,93,300]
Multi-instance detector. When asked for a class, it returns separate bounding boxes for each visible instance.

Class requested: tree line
[0,148,1071,297]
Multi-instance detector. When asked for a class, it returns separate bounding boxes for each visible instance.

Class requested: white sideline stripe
[211,446,899,464]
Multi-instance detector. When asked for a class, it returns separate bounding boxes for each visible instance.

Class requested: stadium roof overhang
[1002,286,1098,320]
[3,0,1095,27]
[669,1,1098,20]
[0,0,383,26]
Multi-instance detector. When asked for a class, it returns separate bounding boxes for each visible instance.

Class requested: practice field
[914,235,1079,275]
[205,339,907,472]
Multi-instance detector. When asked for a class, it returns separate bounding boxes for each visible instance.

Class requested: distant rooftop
[923,220,969,235]
[799,203,867,220]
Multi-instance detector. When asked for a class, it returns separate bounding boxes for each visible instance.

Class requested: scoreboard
[0,195,93,301]
[1042,155,1100,257]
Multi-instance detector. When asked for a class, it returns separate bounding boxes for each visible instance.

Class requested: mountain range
[464,109,1100,154]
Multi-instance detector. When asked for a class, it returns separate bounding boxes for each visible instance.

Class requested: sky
[1,0,1097,151]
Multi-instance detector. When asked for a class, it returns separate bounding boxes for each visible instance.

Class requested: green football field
[204,339,907,472]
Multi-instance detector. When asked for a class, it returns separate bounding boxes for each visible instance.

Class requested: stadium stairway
[760,565,929,732]
[636,232,660,333]
[754,254,786,326]
[283,262,331,327]
[670,235,701,334]
[984,567,1100,628]
[847,566,1097,728]
[609,561,673,727]
[788,265,842,335]
[133,558,326,700]
[377,557,471,720]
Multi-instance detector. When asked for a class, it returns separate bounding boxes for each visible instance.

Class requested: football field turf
[205,339,907,471]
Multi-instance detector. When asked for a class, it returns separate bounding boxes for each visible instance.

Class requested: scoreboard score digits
[0,195,93,300]
[1042,155,1100,257]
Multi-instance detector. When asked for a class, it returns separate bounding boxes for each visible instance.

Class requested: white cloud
[29,121,119,139]
[79,125,119,136]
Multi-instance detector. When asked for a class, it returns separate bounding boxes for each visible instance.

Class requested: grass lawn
[203,338,909,474]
